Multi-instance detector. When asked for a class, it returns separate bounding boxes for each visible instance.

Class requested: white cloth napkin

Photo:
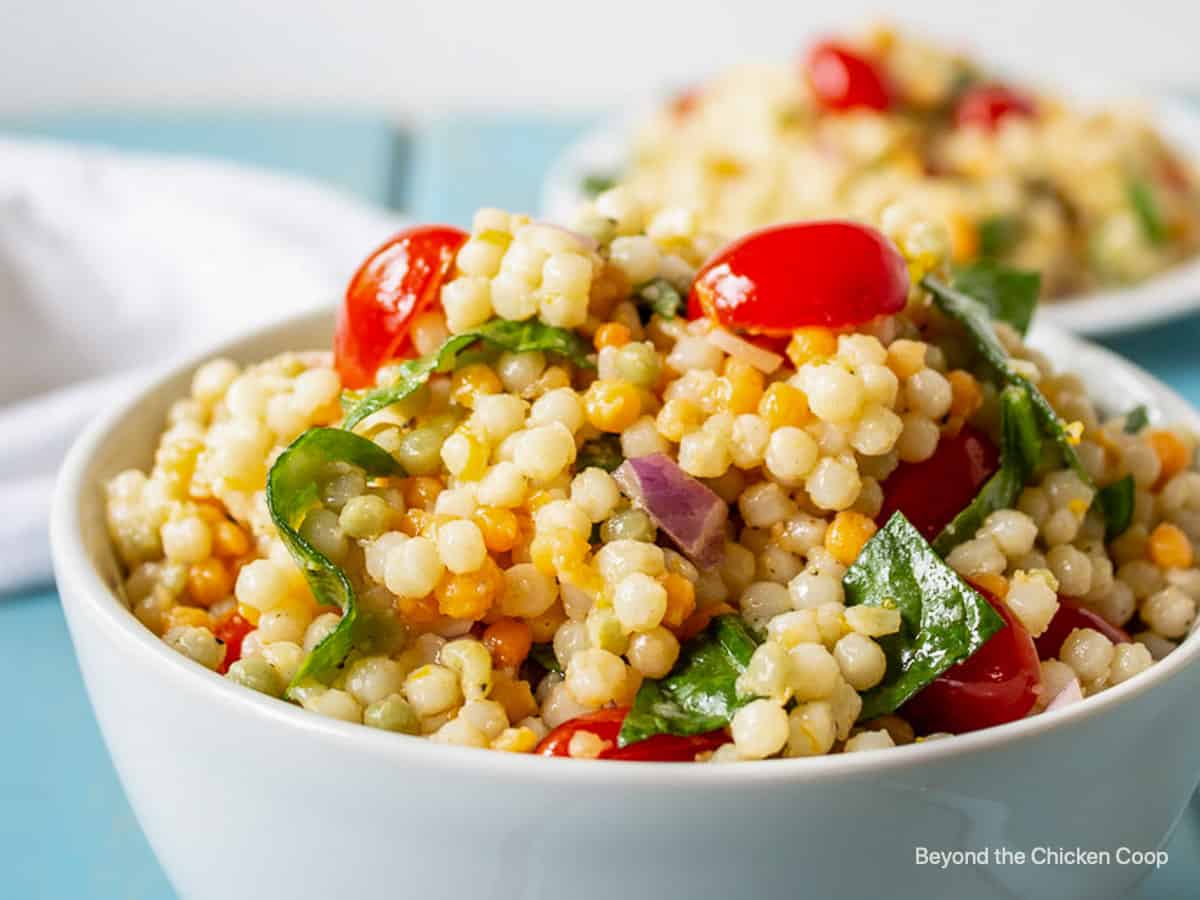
[0,138,404,592]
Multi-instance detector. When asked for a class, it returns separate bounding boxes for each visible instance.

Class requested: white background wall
[0,0,1198,115]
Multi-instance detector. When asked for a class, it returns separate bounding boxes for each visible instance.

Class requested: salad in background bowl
[542,24,1200,335]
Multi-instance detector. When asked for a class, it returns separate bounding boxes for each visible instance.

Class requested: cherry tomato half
[877,425,1000,541]
[688,221,909,335]
[805,41,893,113]
[536,708,730,761]
[333,225,468,389]
[213,612,255,675]
[954,84,1036,131]
[902,590,1040,735]
[1034,596,1131,661]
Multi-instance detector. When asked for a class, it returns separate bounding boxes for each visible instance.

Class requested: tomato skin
[688,221,909,335]
[877,426,1001,541]
[805,41,893,112]
[903,591,1040,735]
[954,85,1036,131]
[213,612,255,675]
[333,225,468,389]
[536,708,730,761]
[1035,597,1131,661]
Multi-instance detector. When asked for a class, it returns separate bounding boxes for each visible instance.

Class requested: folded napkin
[0,138,404,592]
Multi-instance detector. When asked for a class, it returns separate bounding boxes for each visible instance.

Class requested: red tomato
[688,221,909,335]
[903,591,1040,734]
[877,426,1001,541]
[669,85,703,118]
[1035,597,1131,661]
[954,84,1036,131]
[333,225,468,389]
[536,708,730,761]
[213,612,255,675]
[804,41,893,112]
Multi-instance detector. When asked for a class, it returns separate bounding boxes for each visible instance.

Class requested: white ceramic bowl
[541,92,1200,337]
[53,311,1200,900]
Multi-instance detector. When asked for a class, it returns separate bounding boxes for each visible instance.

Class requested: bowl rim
[51,307,1200,788]
[539,89,1200,337]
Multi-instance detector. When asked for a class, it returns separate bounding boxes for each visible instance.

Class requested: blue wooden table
[3,113,1200,899]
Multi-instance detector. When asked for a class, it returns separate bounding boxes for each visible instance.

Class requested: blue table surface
[4,112,1200,899]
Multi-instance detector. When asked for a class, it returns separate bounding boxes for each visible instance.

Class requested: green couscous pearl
[364,694,421,734]
[356,608,411,657]
[614,342,661,388]
[227,656,286,698]
[600,508,657,543]
[339,494,391,540]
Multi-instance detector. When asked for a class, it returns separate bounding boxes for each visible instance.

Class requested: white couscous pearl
[1140,586,1196,639]
[1059,628,1115,684]
[833,632,887,691]
[802,364,864,423]
[385,536,444,599]
[345,657,406,707]
[1004,571,1059,637]
[765,427,819,482]
[500,563,559,617]
[613,572,669,632]
[844,730,896,753]
[570,469,621,522]
[740,581,793,631]
[626,627,681,679]
[805,457,862,511]
[787,701,836,757]
[787,643,841,700]
[565,648,627,706]
[1109,642,1154,685]
[437,520,487,574]
[731,699,789,760]
[404,664,462,717]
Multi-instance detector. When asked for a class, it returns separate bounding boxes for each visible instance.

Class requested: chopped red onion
[614,453,727,567]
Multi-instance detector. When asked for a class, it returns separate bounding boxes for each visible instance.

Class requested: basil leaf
[528,643,562,675]
[1097,475,1136,540]
[846,512,1007,721]
[342,318,593,430]
[266,427,401,694]
[977,215,1024,259]
[923,275,1089,483]
[951,261,1041,336]
[933,386,1041,555]
[1123,405,1149,434]
[582,173,618,197]
[576,434,624,473]
[635,278,684,320]
[1128,180,1167,246]
[617,615,759,747]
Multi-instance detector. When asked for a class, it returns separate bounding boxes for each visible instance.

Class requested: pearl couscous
[105,192,1198,762]
[609,23,1200,298]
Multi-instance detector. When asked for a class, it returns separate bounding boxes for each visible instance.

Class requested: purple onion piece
[613,453,727,568]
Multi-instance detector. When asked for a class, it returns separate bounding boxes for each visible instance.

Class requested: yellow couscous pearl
[212,521,251,558]
[758,383,809,429]
[947,370,983,420]
[718,360,765,415]
[187,558,233,608]
[530,528,590,576]
[886,340,927,379]
[593,322,632,350]
[947,213,979,264]
[473,506,521,553]
[1147,523,1194,570]
[786,328,838,367]
[482,617,533,669]
[450,363,503,410]
[585,381,643,433]
[435,557,504,620]
[237,602,262,626]
[824,511,878,566]
[165,605,212,631]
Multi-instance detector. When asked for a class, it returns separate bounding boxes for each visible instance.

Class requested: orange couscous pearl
[1148,430,1191,486]
[212,521,251,558]
[490,671,539,722]
[759,382,810,429]
[530,528,589,576]
[399,508,434,537]
[594,322,632,350]
[237,602,262,626]
[824,511,879,566]
[404,476,444,511]
[187,558,233,608]
[1147,522,1194,570]
[886,339,927,379]
[585,380,643,433]
[395,591,441,626]
[947,370,983,419]
[435,557,505,620]
[165,605,212,631]
[473,506,521,553]
[450,363,502,409]
[676,601,736,642]
[661,572,698,629]
[482,617,534,669]
[786,327,838,367]
[947,212,979,264]
[967,572,1010,600]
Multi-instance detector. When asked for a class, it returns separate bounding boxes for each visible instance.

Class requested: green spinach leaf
[933,386,1042,555]
[342,318,593,430]
[951,261,1041,336]
[846,512,1006,721]
[635,278,684,320]
[1123,405,1150,434]
[528,643,563,675]
[266,427,401,694]
[582,173,618,197]
[1128,180,1167,246]
[923,274,1089,483]
[1097,475,1136,540]
[617,615,759,747]
[576,434,624,473]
